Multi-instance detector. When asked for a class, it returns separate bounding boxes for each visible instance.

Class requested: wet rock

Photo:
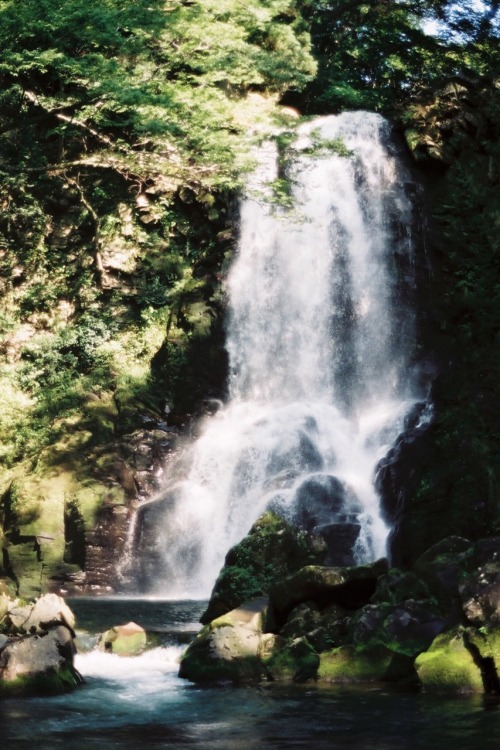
[348,599,446,658]
[270,566,345,618]
[264,636,319,682]
[371,569,432,605]
[0,625,82,696]
[415,630,484,694]
[460,563,500,627]
[314,522,361,566]
[281,602,322,640]
[179,598,274,683]
[8,594,76,635]
[412,537,474,623]
[200,512,326,624]
[265,431,324,479]
[291,474,359,531]
[83,504,130,594]
[318,644,407,684]
[98,621,147,656]
[270,559,388,621]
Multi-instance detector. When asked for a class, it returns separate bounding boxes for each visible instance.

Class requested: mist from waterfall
[135,112,420,598]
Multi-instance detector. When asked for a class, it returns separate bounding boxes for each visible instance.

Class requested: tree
[286,1,499,113]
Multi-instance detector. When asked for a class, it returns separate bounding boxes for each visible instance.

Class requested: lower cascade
[132,111,423,598]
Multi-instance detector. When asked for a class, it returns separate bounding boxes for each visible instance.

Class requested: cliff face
[0,180,233,596]
[380,77,500,566]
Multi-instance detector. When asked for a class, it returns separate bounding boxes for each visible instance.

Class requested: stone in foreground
[180,597,277,683]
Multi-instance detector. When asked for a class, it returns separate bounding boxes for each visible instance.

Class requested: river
[1,599,498,749]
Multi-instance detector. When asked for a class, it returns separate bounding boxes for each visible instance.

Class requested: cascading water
[133,112,420,598]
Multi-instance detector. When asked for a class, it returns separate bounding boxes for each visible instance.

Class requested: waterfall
[134,112,419,598]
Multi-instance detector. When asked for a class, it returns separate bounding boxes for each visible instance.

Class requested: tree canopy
[290,0,500,112]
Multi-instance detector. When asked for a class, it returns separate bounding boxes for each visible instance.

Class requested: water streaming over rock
[133,112,420,597]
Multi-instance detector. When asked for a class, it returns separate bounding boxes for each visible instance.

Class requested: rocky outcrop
[179,522,500,694]
[179,597,278,682]
[0,416,181,597]
[0,593,81,697]
[199,512,327,625]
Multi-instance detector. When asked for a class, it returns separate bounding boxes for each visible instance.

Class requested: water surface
[1,599,498,750]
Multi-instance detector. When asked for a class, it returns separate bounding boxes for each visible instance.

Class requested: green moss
[318,645,396,684]
[0,667,81,697]
[201,512,326,623]
[99,625,147,656]
[415,631,484,694]
[264,637,319,682]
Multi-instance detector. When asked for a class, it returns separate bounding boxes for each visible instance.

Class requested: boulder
[98,621,147,656]
[412,537,474,623]
[200,512,325,624]
[179,597,274,683]
[317,644,410,684]
[8,593,76,635]
[371,569,432,605]
[314,522,361,567]
[288,474,363,566]
[0,625,82,696]
[270,559,388,620]
[264,636,319,682]
[460,563,500,627]
[347,599,446,658]
[462,627,500,694]
[415,630,484,694]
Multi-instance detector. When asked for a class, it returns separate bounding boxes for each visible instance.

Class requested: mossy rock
[371,569,432,605]
[0,625,82,697]
[1,452,126,595]
[179,598,274,683]
[270,558,388,620]
[200,512,326,624]
[317,645,401,684]
[464,626,500,666]
[347,599,446,658]
[179,621,263,683]
[264,636,319,682]
[98,622,147,656]
[415,630,484,694]
[0,665,81,697]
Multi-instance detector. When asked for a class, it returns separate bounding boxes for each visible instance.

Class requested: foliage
[289,1,499,114]
[0,0,316,183]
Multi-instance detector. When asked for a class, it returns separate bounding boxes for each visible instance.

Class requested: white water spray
[138,112,419,597]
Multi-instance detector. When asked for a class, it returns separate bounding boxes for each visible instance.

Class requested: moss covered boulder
[317,644,412,685]
[264,636,320,682]
[180,597,275,683]
[0,594,81,697]
[98,621,147,656]
[0,625,82,697]
[415,630,484,694]
[270,558,388,622]
[200,512,326,624]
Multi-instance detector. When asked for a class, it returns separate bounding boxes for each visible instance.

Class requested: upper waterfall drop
[134,112,420,598]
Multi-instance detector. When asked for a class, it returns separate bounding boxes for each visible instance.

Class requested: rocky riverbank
[0,589,82,697]
[179,514,500,695]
